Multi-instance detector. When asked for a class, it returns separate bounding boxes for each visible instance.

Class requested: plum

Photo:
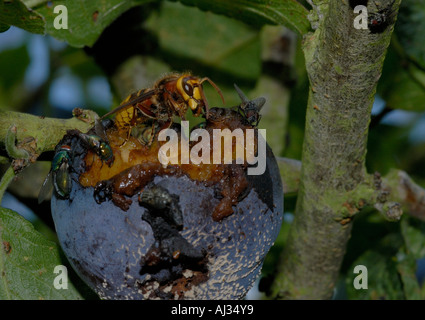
[50,92,283,300]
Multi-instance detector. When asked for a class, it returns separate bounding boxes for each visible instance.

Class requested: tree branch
[382,169,425,221]
[0,109,96,196]
[276,157,424,222]
[0,110,96,163]
[270,0,402,299]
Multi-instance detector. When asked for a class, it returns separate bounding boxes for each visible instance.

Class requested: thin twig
[383,169,425,221]
[0,166,15,204]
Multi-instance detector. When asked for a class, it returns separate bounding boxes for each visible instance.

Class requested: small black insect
[234,84,266,127]
[139,184,183,230]
[367,0,397,34]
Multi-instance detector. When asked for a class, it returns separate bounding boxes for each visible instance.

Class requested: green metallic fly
[38,145,72,203]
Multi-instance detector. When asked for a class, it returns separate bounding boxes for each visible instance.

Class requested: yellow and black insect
[101,73,224,145]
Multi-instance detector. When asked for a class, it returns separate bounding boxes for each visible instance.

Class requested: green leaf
[0,44,31,111]
[145,2,262,81]
[0,207,83,299]
[3,0,310,48]
[346,233,405,300]
[0,22,10,32]
[25,0,153,48]
[366,124,412,176]
[396,252,423,300]
[170,0,310,35]
[0,0,45,34]
[0,45,30,91]
[401,217,425,259]
[377,47,425,112]
[396,0,425,69]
